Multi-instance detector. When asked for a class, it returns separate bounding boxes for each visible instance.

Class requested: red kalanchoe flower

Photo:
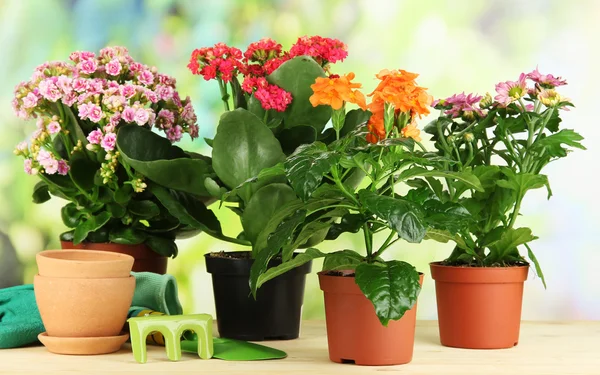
[242,76,292,112]
[264,55,290,75]
[187,43,243,83]
[244,38,283,62]
[289,35,348,66]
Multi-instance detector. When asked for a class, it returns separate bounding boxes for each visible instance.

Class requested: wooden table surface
[1,321,599,374]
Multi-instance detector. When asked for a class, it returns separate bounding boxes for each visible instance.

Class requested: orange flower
[310,72,367,110]
[366,112,385,143]
[401,123,422,142]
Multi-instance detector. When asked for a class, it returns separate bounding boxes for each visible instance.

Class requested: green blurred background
[0,0,597,320]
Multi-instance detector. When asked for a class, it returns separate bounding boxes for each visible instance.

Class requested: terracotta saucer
[38,332,129,355]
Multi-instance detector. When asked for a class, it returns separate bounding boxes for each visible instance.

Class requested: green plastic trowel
[181,334,287,361]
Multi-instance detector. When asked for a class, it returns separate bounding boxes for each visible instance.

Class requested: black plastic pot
[205,252,312,341]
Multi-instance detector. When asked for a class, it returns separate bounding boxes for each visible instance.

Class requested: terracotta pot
[61,241,167,274]
[34,275,135,337]
[319,271,424,366]
[36,250,134,278]
[430,262,529,349]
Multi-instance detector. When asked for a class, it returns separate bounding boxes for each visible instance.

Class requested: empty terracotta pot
[34,275,135,337]
[37,250,134,278]
[430,262,529,349]
[319,271,424,366]
[61,241,167,274]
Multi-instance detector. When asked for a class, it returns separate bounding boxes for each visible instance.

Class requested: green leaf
[212,109,286,203]
[230,75,247,110]
[284,142,340,201]
[204,177,227,199]
[145,235,178,258]
[282,219,334,261]
[277,126,317,155]
[325,213,365,240]
[61,203,84,228]
[355,261,421,326]
[488,227,537,263]
[114,184,133,204]
[254,248,325,290]
[221,163,286,202]
[109,227,147,245]
[453,165,501,197]
[533,129,586,158]
[424,228,468,250]
[62,104,94,159]
[117,125,213,196]
[525,243,546,288]
[128,200,161,219]
[358,190,426,243]
[544,108,562,132]
[341,109,371,138]
[106,203,126,218]
[398,166,484,192]
[70,151,98,191]
[249,209,307,296]
[73,211,111,245]
[422,200,473,234]
[32,181,51,204]
[322,250,365,270]
[204,137,214,148]
[242,184,298,245]
[267,56,331,131]
[150,184,221,234]
[497,169,552,199]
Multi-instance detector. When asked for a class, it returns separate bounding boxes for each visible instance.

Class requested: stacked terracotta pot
[34,250,136,355]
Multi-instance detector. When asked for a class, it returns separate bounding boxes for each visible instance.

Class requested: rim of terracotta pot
[37,249,134,279]
[429,261,529,283]
[60,241,164,259]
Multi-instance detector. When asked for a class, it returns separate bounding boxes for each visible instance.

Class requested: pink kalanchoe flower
[87,129,104,144]
[181,102,197,125]
[138,70,154,86]
[47,121,61,135]
[24,159,33,175]
[78,59,98,75]
[156,85,174,101]
[494,73,528,107]
[56,75,73,94]
[72,78,87,92]
[22,92,39,109]
[121,106,136,123]
[62,92,78,106]
[44,159,59,175]
[134,108,150,125]
[526,67,567,88]
[105,59,122,76]
[16,141,28,153]
[121,84,137,98]
[57,160,69,176]
[39,79,62,102]
[157,109,175,129]
[166,125,183,142]
[87,104,104,123]
[144,89,159,103]
[36,149,53,165]
[101,132,117,152]
[254,84,293,112]
[188,124,199,139]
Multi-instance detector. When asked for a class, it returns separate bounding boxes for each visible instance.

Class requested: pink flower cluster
[30,149,69,176]
[288,35,348,66]
[13,46,199,179]
[432,93,484,119]
[187,43,243,83]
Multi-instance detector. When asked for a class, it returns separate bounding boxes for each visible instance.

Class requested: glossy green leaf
[109,227,147,245]
[397,166,484,192]
[61,203,83,228]
[62,104,94,159]
[106,203,126,218]
[32,181,51,204]
[73,211,111,245]
[117,125,213,196]
[145,235,178,258]
[70,151,98,191]
[128,200,161,219]
[114,184,133,204]
[525,243,546,288]
[322,250,365,271]
[212,109,286,203]
[254,248,325,290]
[277,126,318,155]
[488,227,537,264]
[267,56,330,131]
[358,190,426,243]
[284,142,340,201]
[496,169,552,199]
[242,184,298,245]
[355,260,421,326]
[424,228,468,250]
[325,213,365,240]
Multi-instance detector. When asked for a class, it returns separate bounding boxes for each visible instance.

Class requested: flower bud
[464,133,475,142]
[447,135,455,143]
[479,92,493,109]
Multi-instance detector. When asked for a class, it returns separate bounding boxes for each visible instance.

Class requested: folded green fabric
[0,272,183,349]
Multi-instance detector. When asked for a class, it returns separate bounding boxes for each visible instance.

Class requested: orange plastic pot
[61,241,167,274]
[319,271,423,366]
[430,262,529,349]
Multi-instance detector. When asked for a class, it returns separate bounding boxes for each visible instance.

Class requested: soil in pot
[205,251,311,341]
[61,241,167,274]
[319,270,424,366]
[430,262,529,349]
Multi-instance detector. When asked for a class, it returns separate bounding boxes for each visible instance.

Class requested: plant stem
[507,194,524,230]
[332,167,359,205]
[217,79,231,111]
[363,223,373,258]
[307,204,358,216]
[263,110,269,124]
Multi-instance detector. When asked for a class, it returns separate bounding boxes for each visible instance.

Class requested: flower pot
[205,252,311,341]
[61,241,167,274]
[36,250,134,278]
[318,271,424,366]
[34,274,135,337]
[430,262,529,349]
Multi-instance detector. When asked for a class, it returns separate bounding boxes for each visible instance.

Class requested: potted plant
[118,36,361,340]
[425,69,585,348]
[12,46,208,273]
[245,69,483,365]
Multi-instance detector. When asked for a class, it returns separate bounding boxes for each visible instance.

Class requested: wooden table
[1,321,598,374]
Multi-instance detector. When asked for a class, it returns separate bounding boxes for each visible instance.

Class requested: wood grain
[1,321,598,374]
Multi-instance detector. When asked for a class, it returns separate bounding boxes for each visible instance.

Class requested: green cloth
[0,272,183,349]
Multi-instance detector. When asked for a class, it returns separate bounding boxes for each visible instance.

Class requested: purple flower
[494,73,528,107]
[87,130,103,145]
[105,59,122,76]
[57,160,69,175]
[526,67,567,88]
[101,132,117,152]
[122,107,136,123]
[134,108,150,125]
[78,59,98,75]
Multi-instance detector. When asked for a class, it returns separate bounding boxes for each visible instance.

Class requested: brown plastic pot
[319,271,424,366]
[61,241,167,274]
[430,262,529,349]
[36,250,134,278]
[34,275,135,337]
